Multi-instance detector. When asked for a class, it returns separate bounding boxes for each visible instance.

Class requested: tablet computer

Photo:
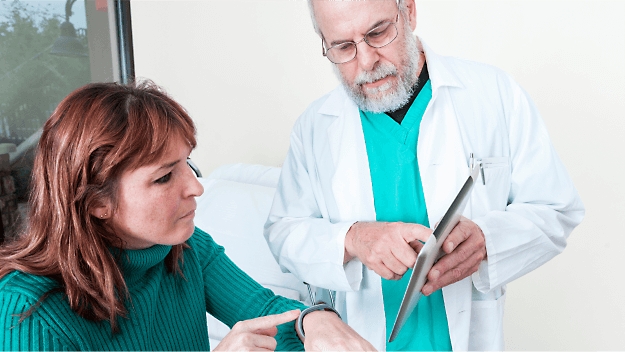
[388,164,481,342]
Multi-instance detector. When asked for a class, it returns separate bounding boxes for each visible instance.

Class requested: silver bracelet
[295,303,341,341]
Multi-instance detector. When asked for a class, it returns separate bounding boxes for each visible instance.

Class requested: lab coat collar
[420,38,465,92]
[317,38,464,118]
[318,84,352,117]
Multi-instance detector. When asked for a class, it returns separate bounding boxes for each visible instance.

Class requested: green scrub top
[360,80,452,351]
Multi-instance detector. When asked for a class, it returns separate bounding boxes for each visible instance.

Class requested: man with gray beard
[264,0,584,350]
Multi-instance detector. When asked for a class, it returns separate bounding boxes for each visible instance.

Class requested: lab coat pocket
[469,290,506,350]
[470,156,510,218]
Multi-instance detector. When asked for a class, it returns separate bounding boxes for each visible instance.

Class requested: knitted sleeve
[189,227,305,351]
[1,274,77,351]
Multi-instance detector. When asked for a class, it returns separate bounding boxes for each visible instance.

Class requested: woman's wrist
[296,303,341,341]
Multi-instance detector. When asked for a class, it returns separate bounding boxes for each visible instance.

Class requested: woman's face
[109,136,204,249]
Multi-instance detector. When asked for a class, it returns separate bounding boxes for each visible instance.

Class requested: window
[0,0,134,241]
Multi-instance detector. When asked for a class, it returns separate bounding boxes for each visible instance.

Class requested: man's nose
[356,42,380,72]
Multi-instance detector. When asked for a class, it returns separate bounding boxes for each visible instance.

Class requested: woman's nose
[184,163,204,197]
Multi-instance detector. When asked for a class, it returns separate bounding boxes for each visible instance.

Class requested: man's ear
[90,202,112,220]
[405,0,417,32]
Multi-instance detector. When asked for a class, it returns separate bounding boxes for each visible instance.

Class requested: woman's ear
[90,202,112,219]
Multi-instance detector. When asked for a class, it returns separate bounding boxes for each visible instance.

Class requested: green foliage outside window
[0,1,90,144]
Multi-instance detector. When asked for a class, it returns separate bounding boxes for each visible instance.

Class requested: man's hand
[302,310,377,351]
[422,216,487,295]
[344,221,431,280]
[214,310,299,351]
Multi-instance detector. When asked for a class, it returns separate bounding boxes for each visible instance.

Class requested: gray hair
[307,0,408,37]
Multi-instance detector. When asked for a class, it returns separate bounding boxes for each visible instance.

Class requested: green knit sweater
[0,227,306,350]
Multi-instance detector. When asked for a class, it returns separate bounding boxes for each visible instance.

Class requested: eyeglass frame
[321,13,400,65]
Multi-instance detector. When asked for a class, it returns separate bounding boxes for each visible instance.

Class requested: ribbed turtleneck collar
[111,245,172,284]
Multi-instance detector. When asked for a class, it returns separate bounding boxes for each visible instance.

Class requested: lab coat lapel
[320,87,376,223]
[418,88,468,221]
[418,41,469,221]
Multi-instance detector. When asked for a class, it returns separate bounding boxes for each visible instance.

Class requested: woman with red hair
[0,82,374,351]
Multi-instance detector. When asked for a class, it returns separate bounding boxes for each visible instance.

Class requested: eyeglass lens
[326,21,398,64]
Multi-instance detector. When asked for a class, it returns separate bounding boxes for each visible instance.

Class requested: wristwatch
[295,303,341,341]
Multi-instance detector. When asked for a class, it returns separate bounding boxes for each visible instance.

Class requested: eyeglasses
[322,14,399,64]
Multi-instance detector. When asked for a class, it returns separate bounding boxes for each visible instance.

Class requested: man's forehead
[313,0,398,39]
[313,0,398,20]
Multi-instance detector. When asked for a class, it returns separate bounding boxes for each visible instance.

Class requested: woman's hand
[214,309,300,351]
[302,310,377,351]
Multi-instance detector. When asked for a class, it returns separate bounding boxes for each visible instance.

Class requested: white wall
[131,0,338,173]
[132,0,625,350]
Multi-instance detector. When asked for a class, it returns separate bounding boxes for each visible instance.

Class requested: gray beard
[333,31,422,113]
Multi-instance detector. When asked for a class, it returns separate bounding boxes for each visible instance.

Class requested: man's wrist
[343,221,359,263]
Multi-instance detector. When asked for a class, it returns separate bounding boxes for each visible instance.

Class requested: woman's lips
[180,208,196,220]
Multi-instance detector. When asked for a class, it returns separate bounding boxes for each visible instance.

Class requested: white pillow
[193,164,309,349]
[206,162,282,188]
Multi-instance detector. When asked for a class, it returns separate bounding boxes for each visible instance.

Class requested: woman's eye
[155,172,172,184]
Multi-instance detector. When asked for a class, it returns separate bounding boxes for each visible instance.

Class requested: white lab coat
[265,41,584,351]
